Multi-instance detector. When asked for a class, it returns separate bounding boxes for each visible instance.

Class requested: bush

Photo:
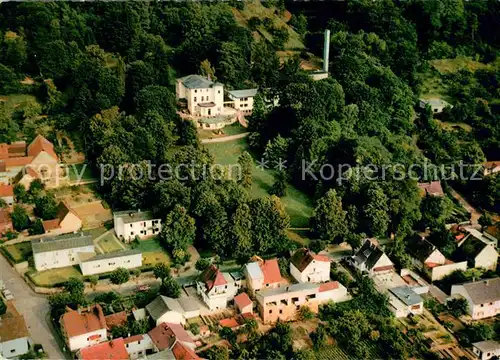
[0,298,6,315]
[110,268,130,285]
[299,306,315,320]
[189,323,200,335]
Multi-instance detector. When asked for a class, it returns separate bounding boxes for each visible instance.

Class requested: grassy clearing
[429,56,489,74]
[97,233,125,253]
[0,94,38,116]
[204,138,314,227]
[285,229,312,246]
[198,123,247,140]
[67,163,95,181]
[435,120,472,133]
[29,266,83,286]
[134,238,171,267]
[3,241,32,263]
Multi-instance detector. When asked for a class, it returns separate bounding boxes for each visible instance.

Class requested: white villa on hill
[226,89,258,115]
[176,75,224,117]
[113,210,162,242]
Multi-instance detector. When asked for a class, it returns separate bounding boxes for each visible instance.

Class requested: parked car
[3,289,13,300]
[137,285,151,292]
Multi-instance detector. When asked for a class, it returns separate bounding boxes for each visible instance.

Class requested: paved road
[0,256,67,360]
[200,132,249,144]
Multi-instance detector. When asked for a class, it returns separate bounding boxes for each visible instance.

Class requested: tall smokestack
[323,29,330,73]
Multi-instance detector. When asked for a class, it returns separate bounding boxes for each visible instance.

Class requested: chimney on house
[323,29,331,73]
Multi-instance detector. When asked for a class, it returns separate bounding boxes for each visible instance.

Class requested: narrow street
[0,256,67,359]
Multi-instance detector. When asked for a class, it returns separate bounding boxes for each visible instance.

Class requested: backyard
[133,238,171,267]
[2,241,32,263]
[28,266,83,287]
[204,137,313,228]
[96,232,125,253]
[66,163,95,182]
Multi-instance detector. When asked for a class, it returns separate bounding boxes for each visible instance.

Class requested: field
[96,232,125,253]
[29,266,83,286]
[3,241,32,263]
[0,94,39,116]
[429,56,489,74]
[204,138,314,227]
[66,163,95,182]
[315,345,350,360]
[134,238,171,267]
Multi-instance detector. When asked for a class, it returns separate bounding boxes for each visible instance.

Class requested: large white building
[79,249,143,276]
[146,295,200,326]
[176,75,224,117]
[388,286,424,318]
[196,265,242,310]
[290,248,330,283]
[226,89,258,115]
[113,210,162,242]
[60,304,107,352]
[32,232,95,271]
[450,278,500,320]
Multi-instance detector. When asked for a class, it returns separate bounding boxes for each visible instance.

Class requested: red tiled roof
[105,311,128,329]
[319,281,339,292]
[444,259,454,265]
[455,233,466,241]
[8,142,26,155]
[425,262,439,269]
[1,157,33,168]
[172,342,200,360]
[0,144,8,159]
[418,181,444,197]
[259,259,281,285]
[242,312,255,321]
[148,322,194,351]
[0,162,5,172]
[79,338,128,360]
[25,166,39,178]
[373,265,395,272]
[219,318,239,329]
[234,292,252,311]
[27,135,57,160]
[0,184,13,197]
[42,219,60,232]
[290,248,329,272]
[200,265,226,291]
[123,334,143,344]
[60,304,106,338]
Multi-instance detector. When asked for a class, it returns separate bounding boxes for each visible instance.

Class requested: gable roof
[27,135,57,160]
[407,235,442,263]
[104,311,128,329]
[146,295,184,321]
[60,304,106,338]
[42,202,81,232]
[418,181,444,197]
[123,334,144,344]
[0,304,30,342]
[31,232,93,254]
[199,265,227,292]
[79,338,128,360]
[319,281,340,292]
[234,292,252,311]
[459,278,500,305]
[148,322,194,351]
[219,318,239,329]
[113,210,156,224]
[454,235,490,264]
[245,262,263,280]
[0,184,13,197]
[353,239,392,271]
[473,340,500,353]
[291,248,330,272]
[171,342,200,360]
[179,74,214,89]
[258,259,281,285]
[1,156,33,169]
[227,89,258,98]
[82,249,141,263]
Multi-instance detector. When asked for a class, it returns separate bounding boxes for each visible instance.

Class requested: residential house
[104,311,128,331]
[460,227,498,248]
[472,340,500,360]
[0,208,13,235]
[419,98,453,113]
[407,235,467,281]
[196,265,241,310]
[234,292,253,314]
[114,210,162,242]
[0,157,33,185]
[32,232,95,271]
[146,343,200,360]
[350,239,395,277]
[0,141,26,159]
[450,278,500,320]
[483,162,500,177]
[15,166,40,190]
[388,286,424,318]
[244,257,282,294]
[290,248,330,283]
[27,135,60,186]
[146,295,200,326]
[42,201,83,235]
[455,231,498,271]
[77,338,128,360]
[80,249,143,276]
[256,281,349,324]
[148,322,195,353]
[124,334,154,360]
[176,75,224,117]
[0,303,33,359]
[226,89,258,115]
[417,181,444,197]
[60,304,107,351]
[0,184,13,206]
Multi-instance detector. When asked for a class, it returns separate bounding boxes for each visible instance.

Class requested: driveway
[0,256,67,359]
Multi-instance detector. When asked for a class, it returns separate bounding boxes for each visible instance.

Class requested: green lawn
[67,163,95,181]
[133,238,171,267]
[3,241,32,263]
[204,138,314,227]
[0,94,39,116]
[97,233,125,253]
[29,266,83,286]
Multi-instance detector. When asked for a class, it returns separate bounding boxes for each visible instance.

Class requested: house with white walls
[244,257,282,294]
[450,278,500,320]
[42,201,83,235]
[226,89,258,115]
[290,248,330,283]
[60,304,107,351]
[0,303,33,359]
[123,334,154,360]
[79,249,142,276]
[472,340,500,360]
[388,286,424,318]
[196,265,241,310]
[146,295,200,326]
[113,210,162,242]
[32,232,95,271]
[0,184,13,206]
[350,239,395,277]
[176,75,224,117]
[455,230,498,271]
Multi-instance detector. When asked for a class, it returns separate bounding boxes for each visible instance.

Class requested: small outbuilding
[234,292,253,314]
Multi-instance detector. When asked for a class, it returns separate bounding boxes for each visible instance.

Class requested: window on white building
[194,97,197,102]
[195,90,197,93]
